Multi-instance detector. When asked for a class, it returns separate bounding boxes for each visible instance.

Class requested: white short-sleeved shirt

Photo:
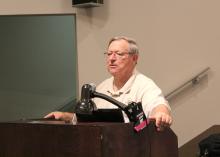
[93,70,170,123]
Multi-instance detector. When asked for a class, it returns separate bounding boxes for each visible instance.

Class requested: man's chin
[108,70,118,76]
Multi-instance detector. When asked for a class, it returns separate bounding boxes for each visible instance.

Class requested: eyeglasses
[104,51,132,59]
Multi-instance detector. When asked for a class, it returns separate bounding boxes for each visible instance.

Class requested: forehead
[108,39,129,51]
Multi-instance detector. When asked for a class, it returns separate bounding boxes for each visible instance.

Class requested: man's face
[106,39,138,78]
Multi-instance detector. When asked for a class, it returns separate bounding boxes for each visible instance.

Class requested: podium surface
[0,120,178,157]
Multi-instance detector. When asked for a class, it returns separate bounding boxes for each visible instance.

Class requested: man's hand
[149,104,172,131]
[44,111,74,123]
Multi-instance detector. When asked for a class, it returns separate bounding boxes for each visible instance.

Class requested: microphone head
[80,83,96,101]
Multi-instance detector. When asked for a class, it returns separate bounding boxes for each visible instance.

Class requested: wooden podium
[0,120,178,157]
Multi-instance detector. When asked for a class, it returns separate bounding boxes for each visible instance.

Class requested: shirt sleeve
[140,79,170,117]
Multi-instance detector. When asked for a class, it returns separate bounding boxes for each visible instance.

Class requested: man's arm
[149,104,172,131]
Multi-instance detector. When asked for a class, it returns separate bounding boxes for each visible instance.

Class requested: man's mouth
[109,64,117,68]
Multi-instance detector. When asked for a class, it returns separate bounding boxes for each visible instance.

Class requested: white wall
[1,0,220,147]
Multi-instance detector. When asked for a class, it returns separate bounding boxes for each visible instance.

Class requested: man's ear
[133,54,139,64]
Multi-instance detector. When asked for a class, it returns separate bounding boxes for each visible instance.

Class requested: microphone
[75,84,97,115]
[75,83,147,132]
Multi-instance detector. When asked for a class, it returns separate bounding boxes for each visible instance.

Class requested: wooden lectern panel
[0,120,178,157]
[148,123,178,157]
[101,123,150,157]
[0,122,102,157]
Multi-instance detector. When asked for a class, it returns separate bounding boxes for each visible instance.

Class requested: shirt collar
[107,69,139,96]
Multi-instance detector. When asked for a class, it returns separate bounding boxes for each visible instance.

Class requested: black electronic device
[77,108,124,123]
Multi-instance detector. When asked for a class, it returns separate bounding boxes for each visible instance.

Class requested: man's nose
[108,53,117,60]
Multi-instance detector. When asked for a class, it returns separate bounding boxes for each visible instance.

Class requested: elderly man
[45,36,172,131]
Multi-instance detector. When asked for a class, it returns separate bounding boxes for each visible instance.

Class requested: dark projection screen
[0,14,77,121]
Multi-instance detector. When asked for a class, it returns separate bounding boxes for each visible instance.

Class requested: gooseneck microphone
[75,83,147,132]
